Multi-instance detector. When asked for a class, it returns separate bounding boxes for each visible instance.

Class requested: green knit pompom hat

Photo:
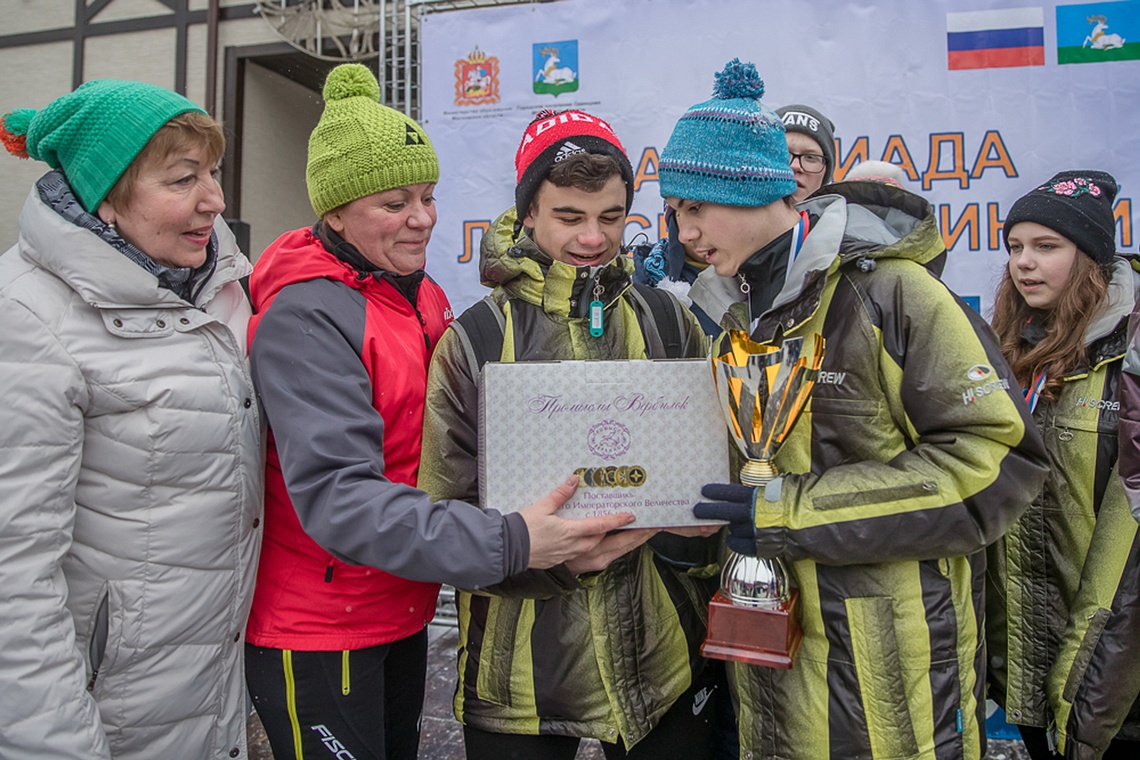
[306,64,439,217]
[1,79,205,213]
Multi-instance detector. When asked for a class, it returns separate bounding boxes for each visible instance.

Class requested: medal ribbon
[1024,370,1046,414]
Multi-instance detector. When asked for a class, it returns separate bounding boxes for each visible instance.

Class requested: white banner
[420,0,1140,315]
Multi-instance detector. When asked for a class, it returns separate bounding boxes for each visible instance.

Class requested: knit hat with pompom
[513,108,634,217]
[1,80,204,212]
[306,63,439,217]
[659,59,796,207]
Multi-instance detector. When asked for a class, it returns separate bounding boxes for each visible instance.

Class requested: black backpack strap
[453,287,685,373]
[449,296,506,379]
[627,283,686,359]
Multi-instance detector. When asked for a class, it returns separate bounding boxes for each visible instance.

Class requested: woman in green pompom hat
[243,63,633,760]
[0,81,262,758]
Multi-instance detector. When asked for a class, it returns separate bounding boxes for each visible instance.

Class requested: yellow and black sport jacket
[417,208,715,749]
[988,256,1140,759]
[706,182,1048,759]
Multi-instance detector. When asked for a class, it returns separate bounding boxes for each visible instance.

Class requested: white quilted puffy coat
[0,188,263,759]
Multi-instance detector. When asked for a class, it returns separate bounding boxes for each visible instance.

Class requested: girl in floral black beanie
[993,170,1122,399]
[989,169,1140,760]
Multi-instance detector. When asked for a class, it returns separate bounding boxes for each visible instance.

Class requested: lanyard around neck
[787,210,810,270]
[1024,370,1046,414]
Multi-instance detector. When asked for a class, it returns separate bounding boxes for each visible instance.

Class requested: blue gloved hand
[693,483,757,556]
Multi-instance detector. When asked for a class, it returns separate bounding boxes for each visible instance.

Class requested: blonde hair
[103,111,225,210]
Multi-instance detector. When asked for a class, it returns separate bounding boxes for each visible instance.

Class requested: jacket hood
[249,225,359,313]
[796,180,944,271]
[479,207,635,308]
[688,181,943,325]
[1085,254,1140,347]
[16,187,249,309]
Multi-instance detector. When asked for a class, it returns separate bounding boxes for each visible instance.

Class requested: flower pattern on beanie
[1004,170,1118,265]
[1038,176,1102,197]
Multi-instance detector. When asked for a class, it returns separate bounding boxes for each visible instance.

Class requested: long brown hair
[991,252,1110,401]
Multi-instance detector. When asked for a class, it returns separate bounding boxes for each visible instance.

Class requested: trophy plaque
[702,331,824,669]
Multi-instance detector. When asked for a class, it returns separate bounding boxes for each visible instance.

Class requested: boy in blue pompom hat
[668,59,1049,760]
[633,58,799,334]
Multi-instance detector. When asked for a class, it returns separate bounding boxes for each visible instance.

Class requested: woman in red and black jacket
[244,63,632,760]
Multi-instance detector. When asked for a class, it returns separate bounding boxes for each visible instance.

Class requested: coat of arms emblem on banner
[533,40,579,96]
[454,46,500,106]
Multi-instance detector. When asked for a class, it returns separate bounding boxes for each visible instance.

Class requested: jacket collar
[17,186,248,310]
[692,183,943,335]
[35,170,219,303]
[480,207,633,317]
[1085,256,1139,346]
[316,221,425,305]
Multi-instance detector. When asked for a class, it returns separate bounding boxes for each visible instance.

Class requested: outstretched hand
[520,476,636,569]
[565,528,659,575]
[692,483,758,556]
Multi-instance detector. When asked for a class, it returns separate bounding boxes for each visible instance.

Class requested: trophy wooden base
[701,589,802,669]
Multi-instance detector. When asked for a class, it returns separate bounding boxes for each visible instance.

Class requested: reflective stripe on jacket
[988,256,1140,759]
[418,208,715,748]
[708,182,1048,759]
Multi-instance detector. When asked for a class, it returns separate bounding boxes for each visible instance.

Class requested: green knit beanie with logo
[306,64,440,217]
[1,79,204,213]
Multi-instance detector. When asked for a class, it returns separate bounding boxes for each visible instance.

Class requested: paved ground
[247,622,1030,759]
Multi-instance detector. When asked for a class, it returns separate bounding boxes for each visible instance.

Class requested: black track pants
[246,630,428,760]
[462,662,719,760]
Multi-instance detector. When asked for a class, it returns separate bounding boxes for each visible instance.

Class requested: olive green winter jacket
[700,182,1049,759]
[417,209,714,748]
[987,256,1140,760]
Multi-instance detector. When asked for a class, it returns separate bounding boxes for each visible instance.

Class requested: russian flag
[947,8,1045,70]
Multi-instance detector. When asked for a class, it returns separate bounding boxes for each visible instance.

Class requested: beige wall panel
[219,15,289,51]
[85,29,177,90]
[7,1,74,35]
[186,24,208,107]
[0,42,73,247]
[0,10,388,253]
[239,62,323,259]
[215,17,318,126]
[90,0,174,23]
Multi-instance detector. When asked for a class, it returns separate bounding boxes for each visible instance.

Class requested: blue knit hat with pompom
[659,59,796,207]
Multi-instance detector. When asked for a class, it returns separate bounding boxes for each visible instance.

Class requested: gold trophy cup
[702,331,824,669]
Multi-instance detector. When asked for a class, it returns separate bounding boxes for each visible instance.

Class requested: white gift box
[478,358,730,528]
